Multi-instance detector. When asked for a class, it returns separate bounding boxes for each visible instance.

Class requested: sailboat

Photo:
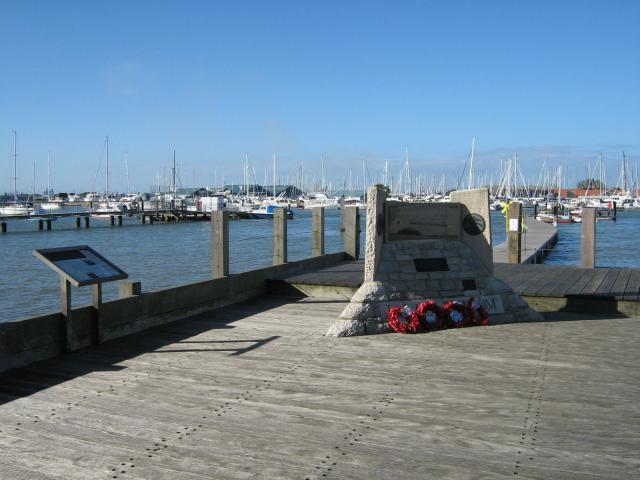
[34,152,62,212]
[92,136,126,216]
[0,131,33,216]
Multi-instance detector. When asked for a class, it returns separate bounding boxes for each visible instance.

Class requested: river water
[1,208,638,323]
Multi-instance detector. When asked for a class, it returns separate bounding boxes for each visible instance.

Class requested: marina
[2,206,640,323]
[1,3,638,478]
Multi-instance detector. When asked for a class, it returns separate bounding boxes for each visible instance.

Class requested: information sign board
[33,245,128,287]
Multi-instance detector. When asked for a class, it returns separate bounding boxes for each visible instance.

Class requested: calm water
[1,208,638,322]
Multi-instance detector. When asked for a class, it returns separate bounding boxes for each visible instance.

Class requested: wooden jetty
[495,263,640,315]
[0,297,638,479]
[492,216,558,264]
[0,208,212,233]
[268,259,640,315]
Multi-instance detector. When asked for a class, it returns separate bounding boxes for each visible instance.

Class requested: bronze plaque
[413,257,449,272]
[385,203,460,242]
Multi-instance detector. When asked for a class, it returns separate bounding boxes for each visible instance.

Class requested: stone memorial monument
[326,185,543,336]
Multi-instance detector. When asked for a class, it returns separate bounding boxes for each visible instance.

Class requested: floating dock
[0,209,213,233]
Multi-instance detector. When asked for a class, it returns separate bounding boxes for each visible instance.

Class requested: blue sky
[1,0,638,193]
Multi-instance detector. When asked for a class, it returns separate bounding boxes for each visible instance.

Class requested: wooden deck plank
[493,263,534,290]
[622,269,640,302]
[610,268,632,300]
[550,267,594,297]
[0,462,64,480]
[577,268,611,296]
[594,268,622,297]
[535,266,581,297]
[503,265,558,293]
[563,268,599,296]
[515,265,565,296]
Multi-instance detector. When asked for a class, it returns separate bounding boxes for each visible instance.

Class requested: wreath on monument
[416,301,443,330]
[442,300,469,328]
[387,299,489,334]
[467,297,489,327]
[387,306,421,334]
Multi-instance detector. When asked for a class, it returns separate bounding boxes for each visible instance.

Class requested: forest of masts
[4,134,639,198]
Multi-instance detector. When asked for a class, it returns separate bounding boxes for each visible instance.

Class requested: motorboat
[91,200,128,216]
[302,194,339,209]
[242,204,294,219]
[0,204,32,216]
[536,212,575,224]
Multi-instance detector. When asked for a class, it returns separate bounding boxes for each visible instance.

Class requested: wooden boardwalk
[269,260,640,315]
[0,297,638,479]
[494,263,640,301]
[271,217,559,295]
[492,217,558,264]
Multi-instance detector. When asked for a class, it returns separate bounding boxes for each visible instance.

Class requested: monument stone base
[326,239,543,337]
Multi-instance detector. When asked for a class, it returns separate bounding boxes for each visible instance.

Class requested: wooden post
[84,216,90,228]
[1,222,7,233]
[343,206,361,260]
[273,207,287,265]
[119,281,142,298]
[38,219,44,230]
[211,210,230,278]
[507,201,523,264]
[117,215,123,226]
[75,217,81,228]
[91,283,102,345]
[110,215,115,226]
[339,196,346,232]
[141,214,146,224]
[60,278,72,353]
[46,219,52,230]
[581,207,596,268]
[312,207,325,257]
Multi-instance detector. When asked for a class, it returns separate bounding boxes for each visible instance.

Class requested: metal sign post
[33,245,128,353]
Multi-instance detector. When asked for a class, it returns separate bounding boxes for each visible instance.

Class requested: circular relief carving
[463,213,486,236]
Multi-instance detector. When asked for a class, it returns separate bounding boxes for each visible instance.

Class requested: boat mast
[272,153,276,197]
[105,136,110,201]
[125,151,130,195]
[12,130,17,202]
[47,151,51,199]
[599,153,604,197]
[383,160,388,189]
[244,153,248,197]
[404,147,410,195]
[622,151,628,192]
[320,155,325,193]
[468,136,476,190]
[172,149,177,199]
